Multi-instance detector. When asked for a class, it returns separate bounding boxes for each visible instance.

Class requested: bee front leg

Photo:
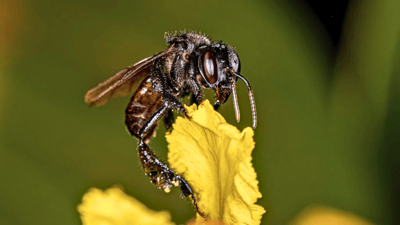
[189,78,204,105]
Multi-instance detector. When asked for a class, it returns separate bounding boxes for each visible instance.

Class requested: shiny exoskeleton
[84,31,257,217]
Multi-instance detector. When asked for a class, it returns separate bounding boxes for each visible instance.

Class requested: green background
[1,0,399,224]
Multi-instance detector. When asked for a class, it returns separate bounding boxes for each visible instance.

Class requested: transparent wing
[84,47,174,107]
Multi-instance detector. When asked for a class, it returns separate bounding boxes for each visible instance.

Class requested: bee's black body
[85,31,257,217]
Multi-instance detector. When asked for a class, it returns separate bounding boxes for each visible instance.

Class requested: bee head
[197,43,257,129]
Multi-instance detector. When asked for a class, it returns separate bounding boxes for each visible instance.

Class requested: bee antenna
[231,80,240,123]
[233,73,257,129]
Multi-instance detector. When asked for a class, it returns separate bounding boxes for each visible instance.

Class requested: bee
[84,31,257,216]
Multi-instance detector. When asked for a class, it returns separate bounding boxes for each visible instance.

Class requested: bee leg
[162,92,191,119]
[164,109,175,131]
[189,78,204,105]
[187,56,204,104]
[190,93,199,105]
[176,175,205,217]
[137,105,203,216]
[152,59,191,119]
[214,103,220,111]
[138,139,178,193]
[139,104,168,138]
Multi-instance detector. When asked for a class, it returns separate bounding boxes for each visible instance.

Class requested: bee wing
[84,47,174,107]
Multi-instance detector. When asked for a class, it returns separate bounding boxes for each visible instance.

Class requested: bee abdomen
[125,77,164,143]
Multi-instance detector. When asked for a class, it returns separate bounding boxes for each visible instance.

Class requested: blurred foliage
[0,0,399,224]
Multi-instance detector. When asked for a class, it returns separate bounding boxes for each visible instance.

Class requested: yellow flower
[167,100,265,224]
[77,187,374,225]
[77,101,375,225]
[78,186,175,225]
[78,100,264,225]
[288,205,375,225]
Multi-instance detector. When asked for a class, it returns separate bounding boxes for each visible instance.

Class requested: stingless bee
[84,31,257,216]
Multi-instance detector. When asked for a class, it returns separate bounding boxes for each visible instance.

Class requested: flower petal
[167,100,265,224]
[78,186,175,225]
[186,218,228,225]
[288,205,375,225]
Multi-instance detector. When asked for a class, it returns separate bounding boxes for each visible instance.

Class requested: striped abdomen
[125,77,164,143]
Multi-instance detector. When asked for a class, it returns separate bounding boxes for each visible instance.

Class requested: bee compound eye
[201,49,218,84]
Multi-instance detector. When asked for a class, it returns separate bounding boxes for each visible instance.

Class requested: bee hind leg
[163,109,175,131]
[138,139,177,193]
[176,175,205,217]
[135,103,177,192]
[138,139,204,217]
[213,103,220,111]
[137,107,203,216]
